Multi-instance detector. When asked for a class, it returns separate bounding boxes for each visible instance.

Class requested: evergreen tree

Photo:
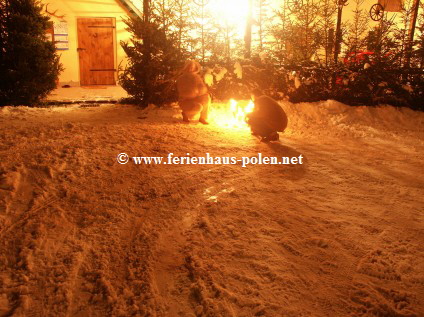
[286,0,321,64]
[415,2,424,68]
[392,0,415,67]
[119,7,184,106]
[345,0,368,55]
[201,20,227,64]
[152,0,175,32]
[318,0,337,66]
[0,0,62,106]
[269,3,293,65]
[192,0,210,64]
[257,0,268,51]
[366,14,397,61]
[173,0,195,54]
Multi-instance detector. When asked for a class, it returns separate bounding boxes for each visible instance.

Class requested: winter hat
[181,60,201,74]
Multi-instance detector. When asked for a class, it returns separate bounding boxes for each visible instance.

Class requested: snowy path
[0,102,423,317]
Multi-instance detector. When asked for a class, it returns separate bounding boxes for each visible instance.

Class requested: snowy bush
[207,59,290,101]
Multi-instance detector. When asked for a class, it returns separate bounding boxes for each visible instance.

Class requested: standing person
[176,60,210,124]
[246,89,288,142]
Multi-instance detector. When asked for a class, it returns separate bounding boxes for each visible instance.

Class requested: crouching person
[246,89,288,142]
[176,60,210,124]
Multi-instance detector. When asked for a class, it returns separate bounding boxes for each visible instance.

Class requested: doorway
[77,17,116,85]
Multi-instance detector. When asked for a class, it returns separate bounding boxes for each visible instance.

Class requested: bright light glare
[206,0,249,36]
[211,99,254,129]
[230,99,237,112]
[245,100,254,113]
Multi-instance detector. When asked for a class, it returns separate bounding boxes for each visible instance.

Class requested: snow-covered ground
[46,86,128,102]
[0,100,423,317]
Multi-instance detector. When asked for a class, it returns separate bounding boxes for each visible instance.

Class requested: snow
[0,100,423,316]
[46,85,128,102]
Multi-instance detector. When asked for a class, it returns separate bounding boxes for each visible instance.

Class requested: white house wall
[42,0,132,85]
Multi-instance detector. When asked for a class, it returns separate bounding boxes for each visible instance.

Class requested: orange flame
[212,99,255,129]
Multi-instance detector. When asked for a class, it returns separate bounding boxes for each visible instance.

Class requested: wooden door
[77,18,116,85]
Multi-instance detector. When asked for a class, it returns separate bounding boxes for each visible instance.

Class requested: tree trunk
[259,0,263,50]
[405,0,420,68]
[143,0,151,106]
[334,3,343,64]
[244,0,253,58]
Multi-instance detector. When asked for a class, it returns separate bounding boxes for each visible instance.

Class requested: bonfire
[212,99,255,129]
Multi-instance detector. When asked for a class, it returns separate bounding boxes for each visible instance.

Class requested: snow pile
[281,100,424,139]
